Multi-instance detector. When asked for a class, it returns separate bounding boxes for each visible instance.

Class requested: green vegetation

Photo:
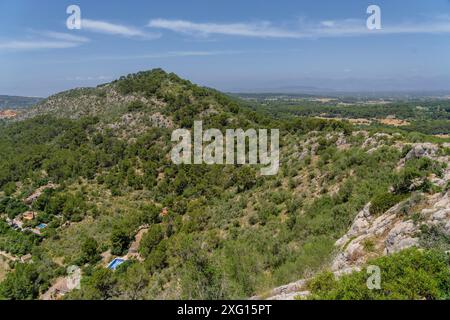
[0,197,28,219]
[370,193,406,216]
[307,248,450,300]
[0,220,40,256]
[0,95,42,110]
[243,94,450,135]
[0,256,60,300]
[0,69,449,300]
[420,225,450,252]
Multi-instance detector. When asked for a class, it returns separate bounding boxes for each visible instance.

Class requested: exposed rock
[24,183,58,204]
[385,221,418,254]
[386,237,419,254]
[362,133,392,150]
[41,266,81,300]
[253,266,361,300]
[149,112,174,128]
[254,176,448,301]
[333,191,449,271]
[266,291,310,301]
[405,143,437,161]
[432,209,450,221]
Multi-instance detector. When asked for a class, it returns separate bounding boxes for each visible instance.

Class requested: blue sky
[1,0,450,96]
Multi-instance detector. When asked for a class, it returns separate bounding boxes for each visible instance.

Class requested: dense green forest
[244,96,450,135]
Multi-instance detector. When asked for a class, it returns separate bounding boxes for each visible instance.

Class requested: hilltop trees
[80,237,100,264]
[139,224,164,258]
[0,263,40,300]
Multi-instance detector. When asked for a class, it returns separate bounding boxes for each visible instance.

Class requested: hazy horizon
[2,0,450,96]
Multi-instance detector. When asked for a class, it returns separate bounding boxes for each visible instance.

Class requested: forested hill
[0,69,449,300]
[20,69,243,125]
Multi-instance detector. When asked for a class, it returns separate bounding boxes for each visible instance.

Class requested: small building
[22,211,37,221]
[21,254,32,263]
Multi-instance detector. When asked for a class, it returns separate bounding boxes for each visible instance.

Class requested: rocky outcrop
[250,279,308,300]
[251,266,361,300]
[24,183,58,204]
[253,139,449,301]
[41,266,82,300]
[404,143,438,161]
[362,132,392,150]
[332,192,449,271]
[256,190,449,300]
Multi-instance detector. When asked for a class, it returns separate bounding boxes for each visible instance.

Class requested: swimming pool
[37,223,47,229]
[107,258,125,270]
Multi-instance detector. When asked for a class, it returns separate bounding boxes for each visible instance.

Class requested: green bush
[308,248,450,300]
[139,225,164,258]
[127,101,145,112]
[370,192,405,216]
[2,182,16,196]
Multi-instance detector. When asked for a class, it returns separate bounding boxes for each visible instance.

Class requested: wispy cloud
[0,31,89,51]
[148,16,450,39]
[148,19,301,38]
[40,31,90,43]
[44,50,247,66]
[0,17,157,52]
[82,19,160,39]
[0,40,81,50]
[59,50,242,62]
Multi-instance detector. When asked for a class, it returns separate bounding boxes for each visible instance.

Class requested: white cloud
[82,19,159,39]
[148,19,301,38]
[0,18,156,52]
[0,40,80,50]
[0,30,89,51]
[148,16,450,39]
[320,20,336,28]
[77,50,242,62]
[41,31,90,43]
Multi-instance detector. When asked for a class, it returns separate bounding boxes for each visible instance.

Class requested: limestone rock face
[405,143,438,161]
[253,140,449,301]
[362,133,392,150]
[385,221,419,254]
[257,191,449,301]
[332,192,449,271]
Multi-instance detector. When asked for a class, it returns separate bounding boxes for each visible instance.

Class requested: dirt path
[0,250,19,262]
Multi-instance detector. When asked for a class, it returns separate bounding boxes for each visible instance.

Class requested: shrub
[80,237,101,264]
[127,101,145,112]
[139,225,164,258]
[2,182,16,196]
[370,192,405,216]
[308,248,450,300]
[110,227,132,256]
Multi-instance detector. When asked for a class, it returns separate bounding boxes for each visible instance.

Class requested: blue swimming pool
[37,223,47,229]
[107,258,125,270]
